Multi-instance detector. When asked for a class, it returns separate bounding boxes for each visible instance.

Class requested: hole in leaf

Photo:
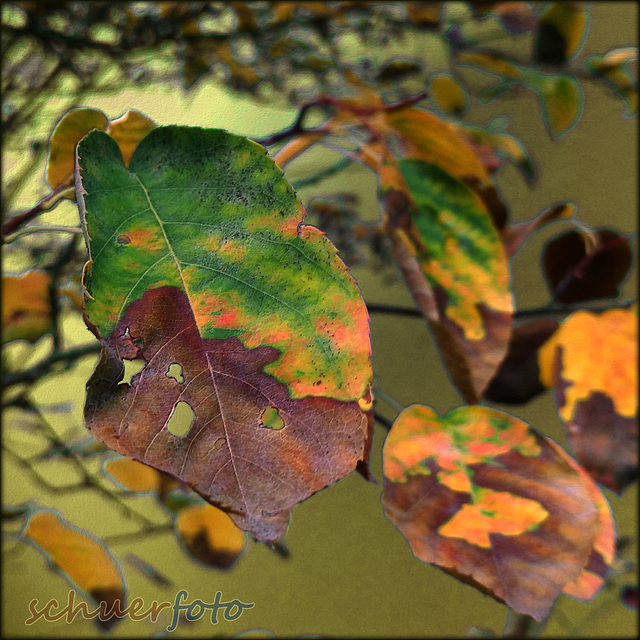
[116,234,131,245]
[166,401,195,437]
[212,437,225,452]
[260,406,284,430]
[165,363,184,383]
[118,358,146,385]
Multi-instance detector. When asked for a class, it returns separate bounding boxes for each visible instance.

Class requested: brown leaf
[85,287,369,542]
[542,228,633,304]
[382,404,615,621]
[484,318,559,404]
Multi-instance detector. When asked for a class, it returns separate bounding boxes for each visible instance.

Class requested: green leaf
[382,404,615,621]
[538,74,584,139]
[394,159,514,402]
[77,126,372,541]
[77,126,371,402]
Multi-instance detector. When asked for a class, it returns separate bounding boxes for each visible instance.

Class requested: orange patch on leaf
[438,489,549,548]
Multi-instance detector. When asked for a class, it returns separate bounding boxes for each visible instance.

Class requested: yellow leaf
[47,108,109,191]
[175,503,247,568]
[2,270,52,344]
[106,109,156,167]
[428,73,469,115]
[22,510,125,627]
[104,457,162,493]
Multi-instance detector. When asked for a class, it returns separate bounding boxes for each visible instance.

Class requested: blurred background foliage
[2,1,638,637]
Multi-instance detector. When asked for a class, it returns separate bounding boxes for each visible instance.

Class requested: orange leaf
[175,503,247,568]
[22,510,125,629]
[383,404,615,621]
[539,306,638,493]
[2,270,52,344]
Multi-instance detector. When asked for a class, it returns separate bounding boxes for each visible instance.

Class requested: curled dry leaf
[542,228,633,304]
[382,404,615,621]
[22,510,125,630]
[2,270,52,344]
[538,306,638,493]
[483,317,559,404]
[77,126,372,542]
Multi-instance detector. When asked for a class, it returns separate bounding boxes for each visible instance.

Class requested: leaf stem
[2,184,74,239]
[255,90,428,147]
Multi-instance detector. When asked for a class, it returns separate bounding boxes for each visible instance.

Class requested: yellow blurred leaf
[175,503,247,568]
[106,109,156,167]
[22,510,125,629]
[539,74,583,138]
[104,457,162,493]
[47,108,109,191]
[428,72,469,115]
[539,306,638,493]
[2,270,52,344]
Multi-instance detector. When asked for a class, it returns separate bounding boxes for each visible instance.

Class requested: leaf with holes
[538,306,638,493]
[22,510,126,630]
[77,126,372,542]
[382,404,615,621]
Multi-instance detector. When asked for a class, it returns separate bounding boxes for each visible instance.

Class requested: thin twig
[255,91,428,147]
[1,344,101,389]
[3,225,83,243]
[2,184,74,238]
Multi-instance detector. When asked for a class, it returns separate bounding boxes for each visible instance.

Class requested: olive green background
[2,2,637,637]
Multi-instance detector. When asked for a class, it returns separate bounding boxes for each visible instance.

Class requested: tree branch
[2,344,101,389]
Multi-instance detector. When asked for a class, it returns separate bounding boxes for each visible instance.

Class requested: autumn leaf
[538,306,638,493]
[104,455,176,495]
[104,456,246,567]
[585,47,638,117]
[22,510,126,630]
[46,107,155,198]
[77,126,372,542]
[483,318,559,404]
[375,153,513,403]
[455,50,524,81]
[535,2,589,66]
[174,502,247,568]
[542,228,633,304]
[382,404,615,621]
[428,72,469,116]
[537,74,583,139]
[2,270,52,344]
[454,120,535,183]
